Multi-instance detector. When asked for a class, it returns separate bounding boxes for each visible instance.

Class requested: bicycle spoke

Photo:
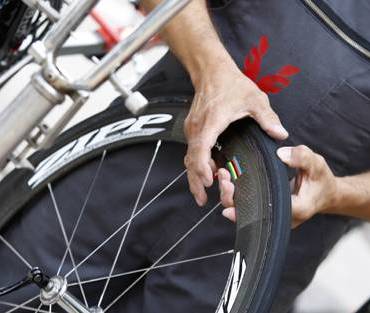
[65,169,187,279]
[0,234,32,269]
[104,202,222,312]
[35,303,43,313]
[57,150,107,276]
[4,295,39,313]
[47,184,89,308]
[97,140,161,307]
[0,301,52,313]
[69,250,234,287]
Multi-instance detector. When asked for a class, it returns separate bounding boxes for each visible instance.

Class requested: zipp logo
[28,114,173,188]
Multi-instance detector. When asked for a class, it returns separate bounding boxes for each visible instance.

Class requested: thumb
[277,145,314,172]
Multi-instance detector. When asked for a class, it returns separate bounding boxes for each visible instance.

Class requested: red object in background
[90,7,162,52]
[90,9,121,50]
[243,36,300,94]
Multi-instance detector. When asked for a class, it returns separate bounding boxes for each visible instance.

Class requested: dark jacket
[209,0,370,177]
[132,4,369,310]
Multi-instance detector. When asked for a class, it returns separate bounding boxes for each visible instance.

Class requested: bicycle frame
[0,0,191,173]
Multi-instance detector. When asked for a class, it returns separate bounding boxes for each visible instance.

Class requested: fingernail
[222,208,230,219]
[277,147,292,162]
[222,208,233,220]
[273,125,289,138]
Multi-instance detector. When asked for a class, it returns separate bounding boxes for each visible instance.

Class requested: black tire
[0,97,291,313]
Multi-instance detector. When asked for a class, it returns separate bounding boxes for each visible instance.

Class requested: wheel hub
[40,276,104,313]
[40,276,66,306]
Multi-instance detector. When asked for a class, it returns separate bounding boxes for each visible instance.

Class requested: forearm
[141,0,238,87]
[328,173,370,221]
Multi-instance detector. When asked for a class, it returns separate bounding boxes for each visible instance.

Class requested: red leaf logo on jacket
[243,36,300,94]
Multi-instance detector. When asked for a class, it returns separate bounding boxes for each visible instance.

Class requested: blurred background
[0,0,369,312]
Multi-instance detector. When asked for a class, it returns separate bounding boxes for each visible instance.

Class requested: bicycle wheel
[0,97,291,313]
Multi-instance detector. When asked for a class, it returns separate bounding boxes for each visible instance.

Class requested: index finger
[185,142,214,187]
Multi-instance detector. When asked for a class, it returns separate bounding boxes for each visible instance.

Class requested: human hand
[277,145,339,228]
[184,63,288,206]
[220,145,340,228]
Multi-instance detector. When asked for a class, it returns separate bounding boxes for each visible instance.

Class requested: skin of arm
[141,0,288,206]
[142,0,232,86]
[329,173,370,220]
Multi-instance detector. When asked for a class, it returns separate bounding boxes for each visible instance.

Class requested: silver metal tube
[0,55,33,89]
[57,292,92,313]
[76,0,191,90]
[41,91,89,149]
[21,0,61,22]
[0,73,64,164]
[44,0,99,52]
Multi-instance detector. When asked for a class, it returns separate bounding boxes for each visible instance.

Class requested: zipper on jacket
[301,0,370,60]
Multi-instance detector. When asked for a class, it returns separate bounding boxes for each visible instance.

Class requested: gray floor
[0,1,369,311]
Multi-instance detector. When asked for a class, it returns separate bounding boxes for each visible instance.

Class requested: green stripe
[227,162,238,181]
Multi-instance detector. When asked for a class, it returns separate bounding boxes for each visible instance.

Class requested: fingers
[184,88,287,207]
[279,146,320,228]
[218,168,236,223]
[218,168,235,207]
[277,145,335,228]
[184,146,214,207]
[184,110,229,206]
[277,145,317,173]
[249,92,289,140]
[222,208,236,222]
[291,194,313,229]
[185,144,214,186]
[187,170,208,207]
[209,158,217,173]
